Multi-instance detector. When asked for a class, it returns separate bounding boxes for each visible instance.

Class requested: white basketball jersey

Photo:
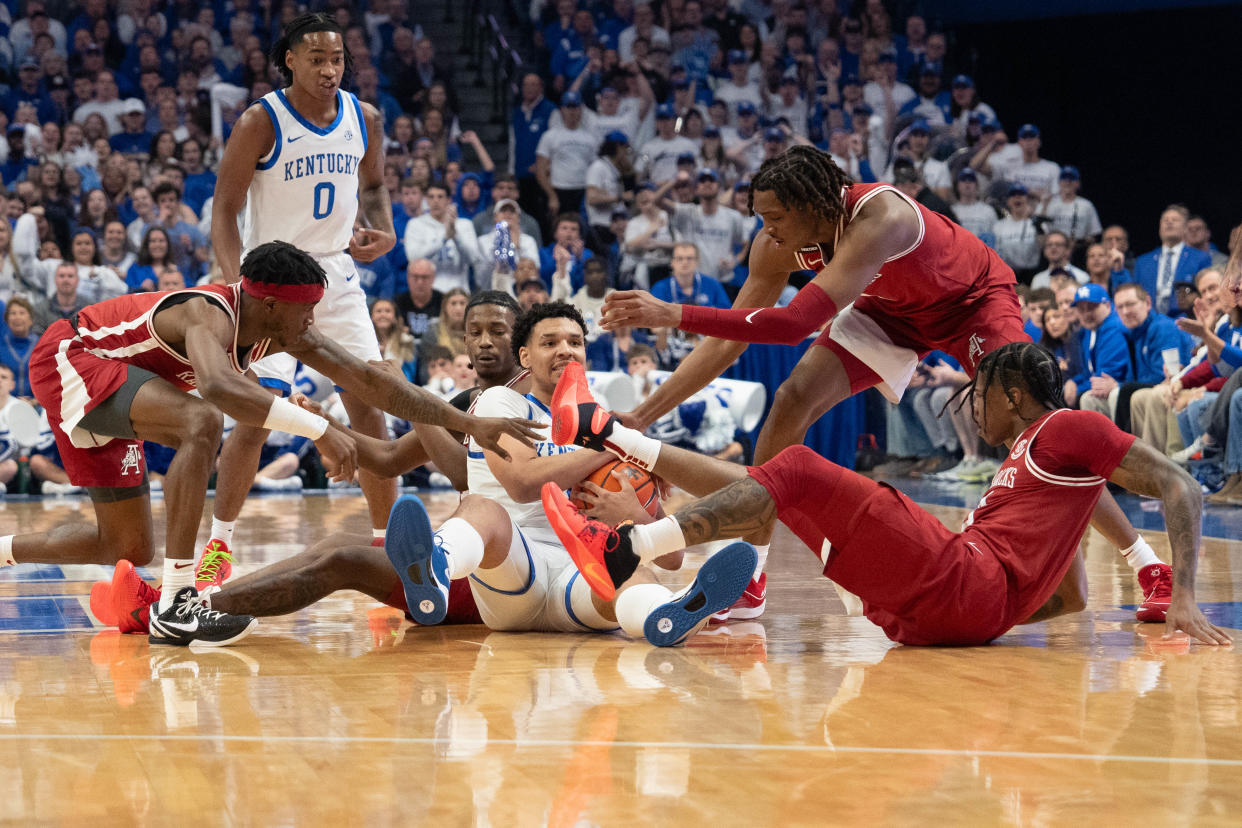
[243,88,367,256]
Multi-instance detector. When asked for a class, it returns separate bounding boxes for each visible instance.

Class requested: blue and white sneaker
[643,542,758,647]
[385,495,449,625]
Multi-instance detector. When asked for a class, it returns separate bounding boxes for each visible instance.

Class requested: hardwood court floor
[1,485,1241,825]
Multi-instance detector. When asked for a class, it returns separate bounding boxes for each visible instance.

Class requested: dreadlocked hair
[510,300,587,361]
[270,13,353,86]
[944,341,1067,422]
[466,289,522,319]
[240,241,328,288]
[748,145,852,225]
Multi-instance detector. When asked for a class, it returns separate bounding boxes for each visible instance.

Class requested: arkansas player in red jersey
[543,344,1230,646]
[600,146,1172,624]
[0,242,539,647]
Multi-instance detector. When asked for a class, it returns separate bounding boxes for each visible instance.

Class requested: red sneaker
[90,580,119,626]
[1136,563,1172,623]
[541,481,638,602]
[550,360,616,450]
[110,559,161,635]
[195,539,234,591]
[709,573,767,624]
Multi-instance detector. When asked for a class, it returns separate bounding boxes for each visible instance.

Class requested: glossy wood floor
[2,484,1242,826]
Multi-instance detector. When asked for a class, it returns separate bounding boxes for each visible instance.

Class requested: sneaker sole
[644,542,757,647]
[385,494,449,625]
[550,362,590,446]
[1136,603,1169,623]
[541,483,617,602]
[727,600,766,621]
[148,616,259,647]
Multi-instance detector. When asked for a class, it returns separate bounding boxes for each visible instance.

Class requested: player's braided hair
[946,341,1066,422]
[748,145,851,224]
[510,300,588,361]
[270,13,354,86]
[466,290,521,319]
[240,241,328,287]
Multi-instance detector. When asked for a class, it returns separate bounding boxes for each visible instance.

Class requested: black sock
[603,524,640,587]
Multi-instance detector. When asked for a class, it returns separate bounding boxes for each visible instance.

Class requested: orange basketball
[571,460,660,517]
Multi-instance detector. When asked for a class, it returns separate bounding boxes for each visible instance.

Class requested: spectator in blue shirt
[1082,283,1193,431]
[107,98,152,155]
[1118,205,1213,317]
[650,241,730,367]
[510,73,557,224]
[0,124,36,187]
[540,213,594,292]
[1066,283,1132,410]
[178,138,216,216]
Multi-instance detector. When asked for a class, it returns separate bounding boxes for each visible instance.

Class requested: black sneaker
[148,587,258,647]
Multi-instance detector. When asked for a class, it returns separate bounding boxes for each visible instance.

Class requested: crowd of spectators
[0,0,1237,502]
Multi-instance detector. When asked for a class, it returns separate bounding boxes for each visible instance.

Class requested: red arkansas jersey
[842,182,1016,313]
[71,283,273,390]
[960,409,1135,627]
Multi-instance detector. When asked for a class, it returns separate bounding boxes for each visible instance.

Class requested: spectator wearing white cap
[476,199,541,296]
[1044,165,1102,254]
[107,99,153,155]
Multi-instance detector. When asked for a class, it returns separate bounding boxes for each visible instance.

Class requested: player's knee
[104,528,155,566]
[179,404,224,450]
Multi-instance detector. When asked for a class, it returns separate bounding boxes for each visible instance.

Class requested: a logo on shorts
[120,444,143,476]
[967,333,986,366]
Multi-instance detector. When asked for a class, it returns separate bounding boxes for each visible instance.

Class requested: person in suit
[1119,205,1212,317]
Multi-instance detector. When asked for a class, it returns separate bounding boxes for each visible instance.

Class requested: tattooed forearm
[382,373,468,429]
[359,184,395,234]
[675,477,777,546]
[1163,476,1201,590]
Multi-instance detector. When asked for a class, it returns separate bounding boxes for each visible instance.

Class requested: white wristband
[263,396,329,440]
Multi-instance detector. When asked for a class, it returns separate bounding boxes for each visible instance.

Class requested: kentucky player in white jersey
[383,301,757,645]
[205,13,399,584]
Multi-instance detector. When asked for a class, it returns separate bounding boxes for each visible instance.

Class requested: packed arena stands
[0,0,1237,505]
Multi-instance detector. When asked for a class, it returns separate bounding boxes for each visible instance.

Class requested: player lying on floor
[97,301,752,647]
[540,344,1231,647]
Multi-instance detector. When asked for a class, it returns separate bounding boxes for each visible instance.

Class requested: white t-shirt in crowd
[671,203,747,282]
[999,158,1061,197]
[1045,195,1102,242]
[584,157,624,227]
[712,81,761,124]
[952,201,998,242]
[992,216,1041,270]
[639,135,698,183]
[1030,263,1089,290]
[535,125,601,189]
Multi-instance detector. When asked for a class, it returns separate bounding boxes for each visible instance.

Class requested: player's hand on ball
[315,428,358,482]
[601,290,681,331]
[574,472,650,525]
[349,227,397,262]
[469,416,547,460]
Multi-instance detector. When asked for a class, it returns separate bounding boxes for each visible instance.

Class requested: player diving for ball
[0,243,541,647]
[95,299,751,647]
[540,344,1230,647]
[601,145,1176,625]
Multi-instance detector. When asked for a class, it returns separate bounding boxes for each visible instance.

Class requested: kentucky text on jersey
[283,152,361,181]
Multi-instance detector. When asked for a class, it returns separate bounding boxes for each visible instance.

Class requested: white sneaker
[959,458,1000,483]
[253,475,303,492]
[41,481,83,496]
[929,458,973,481]
[1170,437,1205,467]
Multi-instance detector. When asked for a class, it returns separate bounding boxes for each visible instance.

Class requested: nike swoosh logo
[173,562,194,569]
[288,135,303,143]
[967,542,982,556]
[581,560,611,589]
[345,273,356,282]
[745,308,763,323]
[161,618,200,633]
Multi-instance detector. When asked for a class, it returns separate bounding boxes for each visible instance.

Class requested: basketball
[571,460,660,517]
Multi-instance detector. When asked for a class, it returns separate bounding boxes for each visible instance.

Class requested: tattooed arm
[673,477,778,546]
[1109,439,1232,645]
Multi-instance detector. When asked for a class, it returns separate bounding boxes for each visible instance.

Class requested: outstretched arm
[601,192,920,345]
[1109,439,1232,644]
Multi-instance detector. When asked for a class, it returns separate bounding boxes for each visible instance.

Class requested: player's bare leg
[212,391,280,526]
[11,496,154,565]
[338,390,398,537]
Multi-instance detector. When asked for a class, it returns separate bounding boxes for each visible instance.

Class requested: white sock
[210,518,236,547]
[372,528,386,543]
[160,559,195,611]
[0,536,14,567]
[752,543,769,581]
[614,582,673,639]
[630,516,686,566]
[437,518,485,580]
[1120,536,1162,571]
[603,422,661,471]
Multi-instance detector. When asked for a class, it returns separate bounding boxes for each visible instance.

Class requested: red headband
[240,276,325,304]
